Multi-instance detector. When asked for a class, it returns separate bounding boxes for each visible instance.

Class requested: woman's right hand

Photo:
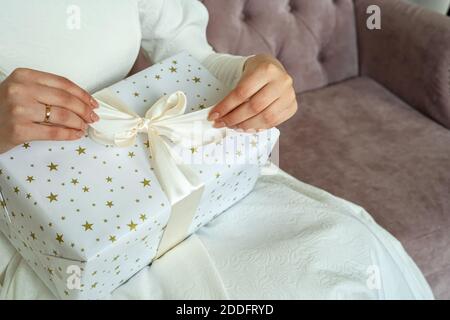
[0,68,99,154]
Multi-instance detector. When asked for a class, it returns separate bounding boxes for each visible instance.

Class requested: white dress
[0,0,433,299]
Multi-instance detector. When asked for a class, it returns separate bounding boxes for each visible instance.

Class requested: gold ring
[44,105,51,123]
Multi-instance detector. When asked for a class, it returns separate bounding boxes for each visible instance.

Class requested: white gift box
[0,52,279,299]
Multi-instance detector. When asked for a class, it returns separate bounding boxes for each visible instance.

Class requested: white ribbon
[89,89,225,257]
[89,89,224,205]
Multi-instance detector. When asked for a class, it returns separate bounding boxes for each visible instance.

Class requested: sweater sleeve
[0,67,7,83]
[137,0,249,88]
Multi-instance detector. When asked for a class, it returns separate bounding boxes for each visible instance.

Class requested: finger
[271,101,297,127]
[43,105,88,131]
[8,100,88,131]
[27,123,85,141]
[13,68,97,108]
[30,84,98,124]
[215,81,286,128]
[208,68,271,120]
[235,95,297,131]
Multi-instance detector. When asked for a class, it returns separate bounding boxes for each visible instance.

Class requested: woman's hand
[0,68,99,154]
[208,54,297,131]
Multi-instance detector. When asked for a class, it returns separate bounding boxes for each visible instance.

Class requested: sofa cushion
[279,76,450,298]
[202,0,358,93]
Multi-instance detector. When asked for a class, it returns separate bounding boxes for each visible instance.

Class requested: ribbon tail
[147,131,204,257]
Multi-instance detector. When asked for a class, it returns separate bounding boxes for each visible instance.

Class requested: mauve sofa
[202,0,450,299]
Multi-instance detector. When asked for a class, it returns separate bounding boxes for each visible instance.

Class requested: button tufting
[240,11,249,21]
[288,1,297,12]
[318,51,327,63]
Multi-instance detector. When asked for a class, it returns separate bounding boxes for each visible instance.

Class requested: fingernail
[91,111,99,122]
[213,121,226,128]
[90,98,99,108]
[83,123,89,131]
[208,112,220,121]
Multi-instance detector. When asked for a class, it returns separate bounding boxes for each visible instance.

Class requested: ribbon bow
[89,89,225,256]
[89,89,224,205]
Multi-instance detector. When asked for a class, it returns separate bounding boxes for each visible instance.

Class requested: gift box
[0,52,279,299]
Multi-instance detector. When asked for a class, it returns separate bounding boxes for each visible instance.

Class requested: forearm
[202,53,290,90]
[355,0,450,128]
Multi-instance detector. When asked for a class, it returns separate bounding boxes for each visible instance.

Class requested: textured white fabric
[0,170,433,299]
[0,0,248,90]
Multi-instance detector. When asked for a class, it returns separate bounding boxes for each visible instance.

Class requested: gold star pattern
[133,92,140,97]
[250,140,258,148]
[127,220,138,231]
[55,233,64,244]
[140,179,151,187]
[106,201,114,208]
[46,193,58,202]
[47,268,53,275]
[172,60,177,64]
[26,193,32,199]
[13,186,20,194]
[91,282,98,289]
[0,55,265,290]
[76,146,86,155]
[155,75,161,80]
[47,162,58,171]
[22,143,31,149]
[30,232,37,240]
[82,221,93,231]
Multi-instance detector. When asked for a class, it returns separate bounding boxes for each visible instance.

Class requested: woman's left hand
[208,54,297,131]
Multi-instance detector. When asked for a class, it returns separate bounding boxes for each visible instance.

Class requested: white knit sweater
[0,0,248,91]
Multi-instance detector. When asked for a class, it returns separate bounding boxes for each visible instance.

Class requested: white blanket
[0,169,433,299]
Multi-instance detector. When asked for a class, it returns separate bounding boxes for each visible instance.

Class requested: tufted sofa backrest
[202,0,359,93]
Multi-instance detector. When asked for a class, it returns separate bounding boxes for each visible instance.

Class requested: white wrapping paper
[0,52,279,299]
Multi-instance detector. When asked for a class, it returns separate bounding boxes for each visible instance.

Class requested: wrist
[243,54,285,73]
